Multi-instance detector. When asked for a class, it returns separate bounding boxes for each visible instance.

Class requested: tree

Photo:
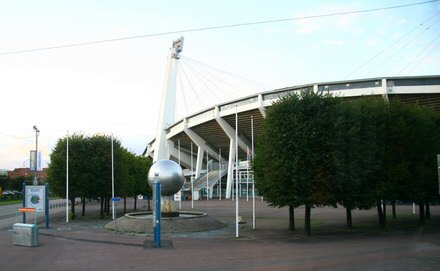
[120,151,152,212]
[333,101,364,228]
[253,96,299,229]
[383,100,414,219]
[254,90,341,235]
[128,155,152,211]
[48,134,142,219]
[48,134,88,219]
[254,91,440,233]
[400,103,440,224]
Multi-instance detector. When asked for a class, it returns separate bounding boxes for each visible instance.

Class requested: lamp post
[33,125,40,185]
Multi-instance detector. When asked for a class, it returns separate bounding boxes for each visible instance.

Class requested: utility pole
[33,125,40,185]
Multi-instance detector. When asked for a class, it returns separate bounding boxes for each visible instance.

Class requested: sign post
[153,174,161,248]
[24,184,49,228]
[45,183,49,228]
[22,183,26,223]
[18,207,36,224]
[26,185,46,212]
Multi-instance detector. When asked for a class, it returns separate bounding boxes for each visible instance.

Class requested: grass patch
[0,199,22,206]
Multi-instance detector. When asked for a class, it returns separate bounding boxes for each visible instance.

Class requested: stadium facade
[145,73,440,199]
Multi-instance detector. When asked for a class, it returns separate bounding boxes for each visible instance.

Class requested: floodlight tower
[153,37,184,162]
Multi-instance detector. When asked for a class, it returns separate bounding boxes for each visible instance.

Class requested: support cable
[182,58,241,97]
[180,60,223,103]
[343,11,440,79]
[407,42,440,74]
[176,66,189,119]
[178,62,206,111]
[365,17,440,77]
[397,33,440,75]
[183,56,272,90]
[181,59,234,100]
[2,0,437,56]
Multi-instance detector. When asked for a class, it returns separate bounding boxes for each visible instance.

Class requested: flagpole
[206,149,209,201]
[111,134,115,220]
[246,147,249,202]
[235,106,239,238]
[251,116,256,230]
[178,139,181,210]
[191,141,194,209]
[219,148,222,201]
[66,131,69,223]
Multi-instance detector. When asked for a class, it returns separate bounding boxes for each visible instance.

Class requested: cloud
[0,143,32,170]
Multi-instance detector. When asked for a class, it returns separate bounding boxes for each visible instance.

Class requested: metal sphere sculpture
[147,159,184,196]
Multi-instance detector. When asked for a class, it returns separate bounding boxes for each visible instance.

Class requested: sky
[1,0,439,170]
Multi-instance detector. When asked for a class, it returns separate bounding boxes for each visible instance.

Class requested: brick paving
[1,198,439,271]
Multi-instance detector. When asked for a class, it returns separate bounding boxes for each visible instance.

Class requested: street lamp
[33,125,40,185]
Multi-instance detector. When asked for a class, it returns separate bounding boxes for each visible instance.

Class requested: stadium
[144,37,440,201]
[145,72,440,200]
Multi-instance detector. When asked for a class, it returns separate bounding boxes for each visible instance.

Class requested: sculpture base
[161,211,179,218]
[104,211,227,234]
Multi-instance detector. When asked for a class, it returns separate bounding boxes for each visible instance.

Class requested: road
[0,199,70,230]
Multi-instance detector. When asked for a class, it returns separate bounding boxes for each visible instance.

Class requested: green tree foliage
[333,100,362,228]
[0,175,33,192]
[392,102,440,224]
[254,89,341,235]
[355,97,390,228]
[254,92,440,234]
[123,153,152,211]
[47,134,151,219]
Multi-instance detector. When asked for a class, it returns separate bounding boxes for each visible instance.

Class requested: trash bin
[12,223,39,247]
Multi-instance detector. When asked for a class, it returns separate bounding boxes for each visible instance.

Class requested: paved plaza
[1,199,439,271]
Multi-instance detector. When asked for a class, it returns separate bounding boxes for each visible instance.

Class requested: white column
[195,145,205,178]
[258,94,266,118]
[153,38,183,162]
[226,139,235,199]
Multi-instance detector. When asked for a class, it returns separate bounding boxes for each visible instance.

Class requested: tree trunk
[382,200,387,225]
[346,207,353,228]
[289,205,295,231]
[377,201,385,229]
[107,197,111,216]
[70,196,76,220]
[134,196,138,211]
[81,196,86,216]
[147,198,151,211]
[100,197,104,219]
[419,203,426,225]
[123,197,127,214]
[425,203,430,220]
[392,200,396,219]
[305,204,311,236]
[103,197,107,213]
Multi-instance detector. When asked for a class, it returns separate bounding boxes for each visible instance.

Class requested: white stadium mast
[153,37,184,162]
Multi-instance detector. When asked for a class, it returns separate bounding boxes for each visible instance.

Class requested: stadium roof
[145,75,440,169]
